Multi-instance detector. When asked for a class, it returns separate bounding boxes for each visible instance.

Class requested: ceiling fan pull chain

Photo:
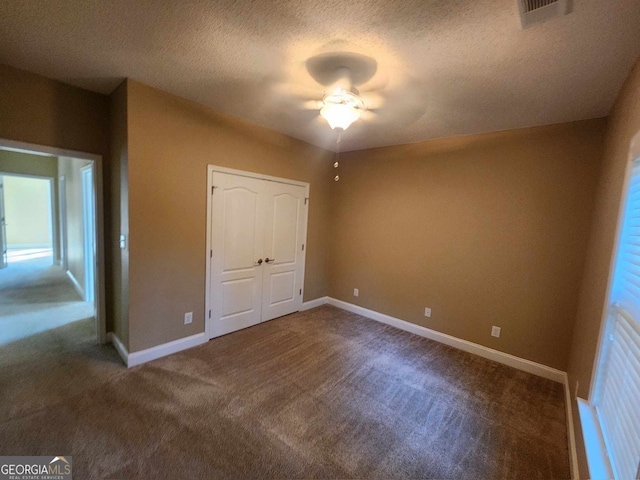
[334,132,341,181]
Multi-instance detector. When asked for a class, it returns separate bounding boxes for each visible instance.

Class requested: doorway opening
[0,174,55,269]
[0,142,103,348]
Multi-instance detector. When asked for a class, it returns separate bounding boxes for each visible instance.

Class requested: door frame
[0,138,107,344]
[0,172,57,265]
[0,176,6,269]
[80,164,95,303]
[58,175,68,270]
[205,165,310,340]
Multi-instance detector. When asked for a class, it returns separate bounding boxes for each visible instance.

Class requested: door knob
[265,258,275,264]
[255,259,263,265]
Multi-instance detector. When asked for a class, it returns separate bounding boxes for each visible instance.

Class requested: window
[592,156,640,480]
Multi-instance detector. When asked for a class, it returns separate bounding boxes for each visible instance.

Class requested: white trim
[578,398,614,480]
[0,139,101,162]
[0,137,106,344]
[108,331,207,368]
[207,165,308,188]
[297,184,310,316]
[58,175,68,271]
[563,373,580,479]
[107,332,128,366]
[80,164,95,304]
[127,333,207,368]
[301,296,328,311]
[66,269,84,298]
[48,177,59,264]
[205,167,214,340]
[326,297,566,383]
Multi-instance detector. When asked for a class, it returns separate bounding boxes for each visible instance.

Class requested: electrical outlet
[491,326,501,338]
[424,307,431,318]
[353,288,359,297]
[184,312,193,325]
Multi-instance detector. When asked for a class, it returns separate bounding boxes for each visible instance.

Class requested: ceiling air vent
[518,0,572,29]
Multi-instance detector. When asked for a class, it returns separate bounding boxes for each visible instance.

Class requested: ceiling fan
[269,51,427,142]
[315,66,370,131]
[289,52,384,132]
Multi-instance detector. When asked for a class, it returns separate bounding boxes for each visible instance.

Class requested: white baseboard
[107,332,129,366]
[563,373,580,479]
[108,331,207,368]
[326,297,566,383]
[66,270,84,299]
[301,296,328,311]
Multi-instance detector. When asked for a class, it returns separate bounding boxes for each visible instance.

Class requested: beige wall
[125,80,333,352]
[0,150,59,258]
[567,59,640,477]
[108,81,129,347]
[0,64,108,155]
[3,176,52,246]
[330,119,606,371]
[58,156,91,294]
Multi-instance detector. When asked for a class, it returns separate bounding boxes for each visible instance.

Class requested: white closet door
[210,172,265,337]
[261,181,307,321]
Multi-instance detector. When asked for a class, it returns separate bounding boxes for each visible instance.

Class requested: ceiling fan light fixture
[320,103,361,130]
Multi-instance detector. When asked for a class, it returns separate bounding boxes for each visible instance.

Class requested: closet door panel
[210,172,265,338]
[262,183,307,321]
[271,193,299,264]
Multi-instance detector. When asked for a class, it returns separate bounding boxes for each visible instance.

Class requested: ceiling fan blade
[266,76,325,101]
[359,91,385,110]
[302,99,323,110]
[263,79,325,114]
[359,76,428,127]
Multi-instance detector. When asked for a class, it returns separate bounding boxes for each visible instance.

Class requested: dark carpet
[0,305,570,479]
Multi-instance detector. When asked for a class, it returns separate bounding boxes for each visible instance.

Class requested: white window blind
[594,158,640,480]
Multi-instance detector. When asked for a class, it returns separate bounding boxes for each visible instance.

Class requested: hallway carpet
[0,254,94,345]
[0,306,570,479]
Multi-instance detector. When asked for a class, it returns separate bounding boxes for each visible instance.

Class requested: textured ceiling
[1,0,640,152]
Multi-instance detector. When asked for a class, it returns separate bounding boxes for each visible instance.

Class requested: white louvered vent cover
[518,0,572,29]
